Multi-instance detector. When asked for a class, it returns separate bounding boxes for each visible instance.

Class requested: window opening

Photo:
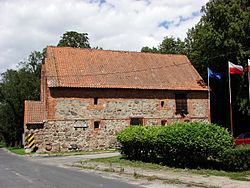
[130,118,143,125]
[161,120,167,126]
[94,121,100,129]
[94,98,98,105]
[175,93,188,115]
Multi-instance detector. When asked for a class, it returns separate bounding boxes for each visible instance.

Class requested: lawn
[85,156,250,181]
[7,147,26,155]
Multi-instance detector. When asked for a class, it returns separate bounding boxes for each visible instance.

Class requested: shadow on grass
[88,155,250,181]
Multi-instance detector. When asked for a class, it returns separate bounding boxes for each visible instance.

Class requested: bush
[0,140,6,148]
[157,122,234,168]
[117,126,159,161]
[117,122,234,169]
[221,145,250,171]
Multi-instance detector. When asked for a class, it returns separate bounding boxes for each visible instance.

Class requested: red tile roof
[24,101,46,124]
[45,46,207,91]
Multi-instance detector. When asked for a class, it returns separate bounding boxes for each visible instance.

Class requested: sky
[0,0,208,73]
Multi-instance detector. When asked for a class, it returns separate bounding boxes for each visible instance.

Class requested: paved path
[0,148,142,188]
[26,152,121,167]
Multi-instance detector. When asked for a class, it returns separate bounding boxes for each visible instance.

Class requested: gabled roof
[44,46,207,91]
[24,101,46,124]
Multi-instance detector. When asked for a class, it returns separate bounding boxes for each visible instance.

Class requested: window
[175,93,188,115]
[161,101,164,107]
[161,120,167,126]
[94,121,100,129]
[130,118,143,125]
[94,98,98,105]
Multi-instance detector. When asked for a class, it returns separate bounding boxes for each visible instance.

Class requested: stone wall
[30,88,209,152]
[32,119,128,152]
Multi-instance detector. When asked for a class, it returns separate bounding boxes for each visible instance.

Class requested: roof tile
[44,46,207,91]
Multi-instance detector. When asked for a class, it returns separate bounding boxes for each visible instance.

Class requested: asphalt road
[0,148,142,188]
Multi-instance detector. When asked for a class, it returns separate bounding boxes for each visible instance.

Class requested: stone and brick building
[24,46,208,152]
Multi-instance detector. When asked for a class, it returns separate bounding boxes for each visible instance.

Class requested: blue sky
[0,0,208,73]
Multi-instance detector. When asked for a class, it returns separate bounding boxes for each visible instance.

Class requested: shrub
[157,122,234,168]
[221,145,250,171]
[0,140,5,148]
[117,122,234,169]
[117,126,159,161]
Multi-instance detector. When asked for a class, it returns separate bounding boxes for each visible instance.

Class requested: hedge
[116,126,159,161]
[221,145,250,171]
[157,122,234,168]
[116,122,250,171]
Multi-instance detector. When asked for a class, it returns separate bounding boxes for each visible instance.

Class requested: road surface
[0,148,142,188]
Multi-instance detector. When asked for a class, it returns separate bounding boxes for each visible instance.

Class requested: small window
[94,121,100,129]
[94,98,98,105]
[175,93,188,115]
[161,120,167,126]
[161,101,164,107]
[130,118,143,125]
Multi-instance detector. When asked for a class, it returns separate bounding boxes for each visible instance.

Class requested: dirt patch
[74,161,250,188]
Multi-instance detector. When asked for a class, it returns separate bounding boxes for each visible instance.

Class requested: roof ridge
[46,46,187,57]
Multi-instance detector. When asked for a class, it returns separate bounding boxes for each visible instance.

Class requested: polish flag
[229,61,244,74]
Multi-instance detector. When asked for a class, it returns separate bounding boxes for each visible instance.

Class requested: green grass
[86,156,250,181]
[7,147,26,155]
[89,156,168,170]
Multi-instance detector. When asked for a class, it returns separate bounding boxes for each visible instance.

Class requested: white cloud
[0,0,208,73]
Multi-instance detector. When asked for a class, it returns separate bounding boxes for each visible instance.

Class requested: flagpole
[228,62,233,136]
[248,71,250,102]
[248,60,250,102]
[208,68,211,122]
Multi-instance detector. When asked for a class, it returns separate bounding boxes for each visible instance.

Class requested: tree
[0,31,94,146]
[57,31,91,48]
[141,36,187,55]
[186,0,250,132]
[0,51,42,146]
[159,36,187,54]
[141,46,159,53]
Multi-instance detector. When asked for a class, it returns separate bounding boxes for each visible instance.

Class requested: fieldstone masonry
[28,88,208,152]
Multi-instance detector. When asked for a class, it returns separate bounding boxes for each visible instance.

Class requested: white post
[248,60,250,102]
[207,68,211,122]
[228,62,233,136]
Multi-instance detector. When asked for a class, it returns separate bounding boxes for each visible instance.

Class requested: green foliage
[117,126,159,161]
[141,46,159,53]
[57,31,91,48]
[117,122,243,170]
[157,122,233,168]
[186,0,250,118]
[141,36,187,55]
[0,140,6,148]
[158,36,187,54]
[0,51,42,146]
[222,145,250,171]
